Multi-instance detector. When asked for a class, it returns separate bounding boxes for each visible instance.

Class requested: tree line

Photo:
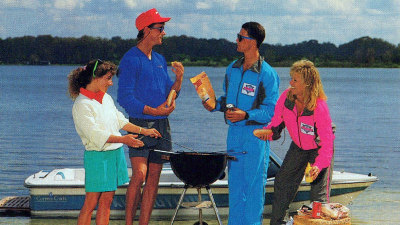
[0,35,399,67]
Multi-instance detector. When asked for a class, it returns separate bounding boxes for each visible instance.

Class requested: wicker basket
[293,215,351,225]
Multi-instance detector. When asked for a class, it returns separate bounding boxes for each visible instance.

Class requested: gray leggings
[270,142,333,225]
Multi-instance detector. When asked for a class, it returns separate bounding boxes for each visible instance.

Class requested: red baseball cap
[135,8,171,31]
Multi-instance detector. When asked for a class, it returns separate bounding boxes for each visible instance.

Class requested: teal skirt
[84,147,129,192]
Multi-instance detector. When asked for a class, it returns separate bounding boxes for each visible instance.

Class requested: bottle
[305,162,313,183]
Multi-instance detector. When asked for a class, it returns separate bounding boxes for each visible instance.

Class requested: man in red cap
[135,8,171,31]
[117,8,184,225]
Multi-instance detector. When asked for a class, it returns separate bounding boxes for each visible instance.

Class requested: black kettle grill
[160,150,235,225]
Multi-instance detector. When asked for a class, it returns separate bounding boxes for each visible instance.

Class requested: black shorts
[128,118,172,164]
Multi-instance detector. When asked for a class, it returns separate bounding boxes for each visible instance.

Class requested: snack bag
[190,72,216,109]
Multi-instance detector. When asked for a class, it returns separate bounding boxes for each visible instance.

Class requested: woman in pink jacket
[254,60,335,225]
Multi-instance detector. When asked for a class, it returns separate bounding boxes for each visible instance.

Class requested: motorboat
[23,150,377,219]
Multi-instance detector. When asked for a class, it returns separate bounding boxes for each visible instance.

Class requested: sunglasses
[92,59,104,78]
[237,33,254,42]
[149,25,165,33]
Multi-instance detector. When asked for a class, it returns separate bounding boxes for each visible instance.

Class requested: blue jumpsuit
[214,57,279,225]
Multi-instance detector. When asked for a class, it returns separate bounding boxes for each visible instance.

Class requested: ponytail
[68,60,117,100]
[68,66,91,99]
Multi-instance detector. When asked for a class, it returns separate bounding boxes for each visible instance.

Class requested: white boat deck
[24,167,378,188]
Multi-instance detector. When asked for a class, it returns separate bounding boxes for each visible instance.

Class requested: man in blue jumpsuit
[203,22,279,225]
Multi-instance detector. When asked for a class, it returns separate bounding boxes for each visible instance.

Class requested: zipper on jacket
[235,69,245,105]
[295,108,303,149]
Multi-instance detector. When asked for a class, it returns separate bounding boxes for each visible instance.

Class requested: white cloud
[323,0,358,13]
[53,0,88,10]
[0,0,399,45]
[365,8,384,15]
[0,25,4,36]
[391,0,400,14]
[170,13,247,42]
[122,0,182,9]
[217,0,240,11]
[123,0,137,9]
[162,0,400,45]
[196,2,211,10]
[282,0,359,15]
[2,0,40,9]
[193,0,241,12]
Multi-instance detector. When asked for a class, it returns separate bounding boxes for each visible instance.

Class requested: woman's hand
[309,166,321,181]
[253,129,273,141]
[122,134,144,148]
[142,128,162,138]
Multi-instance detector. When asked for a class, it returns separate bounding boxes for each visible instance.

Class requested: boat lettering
[33,195,68,202]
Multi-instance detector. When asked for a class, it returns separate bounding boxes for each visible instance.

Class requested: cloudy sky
[1,0,399,46]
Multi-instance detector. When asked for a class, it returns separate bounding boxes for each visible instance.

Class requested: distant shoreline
[1,62,399,68]
[1,35,399,68]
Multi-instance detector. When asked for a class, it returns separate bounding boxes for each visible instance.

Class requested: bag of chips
[190,72,216,109]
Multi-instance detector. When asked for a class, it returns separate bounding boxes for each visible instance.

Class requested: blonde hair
[67,60,117,100]
[288,59,327,111]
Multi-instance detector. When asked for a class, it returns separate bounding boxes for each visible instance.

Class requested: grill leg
[206,185,223,225]
[170,185,188,225]
[197,187,203,224]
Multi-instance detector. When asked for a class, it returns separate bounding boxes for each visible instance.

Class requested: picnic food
[294,203,351,225]
[190,72,216,109]
[253,129,272,139]
[167,89,177,107]
[171,61,179,67]
[321,203,350,220]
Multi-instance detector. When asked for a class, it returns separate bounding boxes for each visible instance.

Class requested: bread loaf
[167,89,177,107]
[253,129,272,139]
[171,61,179,67]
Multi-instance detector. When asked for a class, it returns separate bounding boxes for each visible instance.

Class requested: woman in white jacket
[68,59,161,225]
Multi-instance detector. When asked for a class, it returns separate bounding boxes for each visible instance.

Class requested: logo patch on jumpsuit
[241,83,256,96]
[300,122,314,135]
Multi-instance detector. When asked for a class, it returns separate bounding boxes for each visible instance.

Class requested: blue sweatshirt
[117,47,174,120]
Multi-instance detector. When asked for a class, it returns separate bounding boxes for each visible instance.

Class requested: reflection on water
[349,188,400,224]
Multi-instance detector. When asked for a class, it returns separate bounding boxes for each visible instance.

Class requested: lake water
[0,66,399,224]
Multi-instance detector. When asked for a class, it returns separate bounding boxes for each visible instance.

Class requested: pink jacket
[265,89,335,170]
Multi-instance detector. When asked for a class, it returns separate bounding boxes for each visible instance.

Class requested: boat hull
[25,168,377,219]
